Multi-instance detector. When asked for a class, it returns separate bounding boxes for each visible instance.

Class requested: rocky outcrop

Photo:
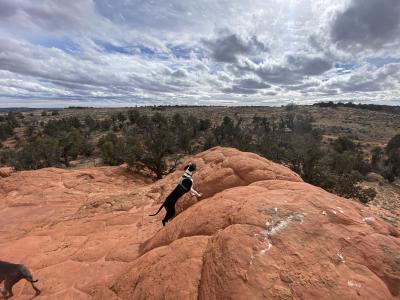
[0,167,13,178]
[365,172,385,183]
[0,147,399,299]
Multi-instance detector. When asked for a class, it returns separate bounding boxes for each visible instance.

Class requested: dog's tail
[149,204,164,216]
[20,265,38,282]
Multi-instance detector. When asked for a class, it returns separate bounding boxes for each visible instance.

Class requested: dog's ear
[183,164,189,170]
[188,163,197,172]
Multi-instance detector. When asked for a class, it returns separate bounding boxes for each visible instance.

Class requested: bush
[332,136,356,153]
[385,149,400,181]
[371,134,400,181]
[199,119,211,131]
[44,117,81,137]
[292,114,313,134]
[140,124,175,179]
[98,133,126,166]
[386,134,400,152]
[0,123,14,141]
[84,115,97,131]
[60,129,94,162]
[357,187,377,204]
[371,147,384,170]
[99,119,112,131]
[136,115,150,130]
[117,112,127,122]
[25,125,35,137]
[203,133,217,150]
[101,141,124,165]
[6,112,19,128]
[12,136,61,170]
[123,119,176,179]
[285,103,297,111]
[128,110,140,124]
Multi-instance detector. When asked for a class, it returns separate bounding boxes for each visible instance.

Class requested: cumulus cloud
[203,30,269,63]
[234,78,270,90]
[0,0,399,106]
[170,69,188,78]
[330,0,400,51]
[0,0,17,18]
[221,78,271,94]
[0,0,99,32]
[235,54,333,86]
[326,63,400,93]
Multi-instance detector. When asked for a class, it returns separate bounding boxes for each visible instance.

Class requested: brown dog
[0,261,41,299]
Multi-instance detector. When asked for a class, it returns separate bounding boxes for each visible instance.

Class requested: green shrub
[99,133,126,166]
[0,123,14,141]
[117,112,127,122]
[357,187,377,204]
[386,134,400,153]
[128,110,140,124]
[332,136,356,153]
[99,119,112,131]
[13,136,61,170]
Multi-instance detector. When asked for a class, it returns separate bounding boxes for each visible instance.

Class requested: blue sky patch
[366,57,400,68]
[30,36,81,55]
[334,62,356,74]
[99,41,132,55]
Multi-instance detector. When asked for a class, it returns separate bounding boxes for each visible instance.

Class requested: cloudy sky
[0,0,399,107]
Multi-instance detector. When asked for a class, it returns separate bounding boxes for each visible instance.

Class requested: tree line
[314,101,400,114]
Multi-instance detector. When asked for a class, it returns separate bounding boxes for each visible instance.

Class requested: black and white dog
[149,163,202,226]
[0,260,41,299]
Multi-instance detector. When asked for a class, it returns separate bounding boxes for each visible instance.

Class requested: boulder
[365,172,385,183]
[0,147,399,299]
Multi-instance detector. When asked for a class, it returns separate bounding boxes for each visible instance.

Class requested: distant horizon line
[1,101,400,112]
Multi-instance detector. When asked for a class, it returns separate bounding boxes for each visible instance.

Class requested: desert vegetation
[0,112,20,144]
[0,106,396,196]
[2,104,399,204]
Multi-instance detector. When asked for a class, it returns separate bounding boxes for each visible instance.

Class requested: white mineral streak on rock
[337,252,345,263]
[362,217,375,225]
[348,280,362,288]
[257,213,305,256]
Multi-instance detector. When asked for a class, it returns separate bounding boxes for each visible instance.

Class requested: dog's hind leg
[30,281,41,296]
[162,204,176,226]
[3,278,18,299]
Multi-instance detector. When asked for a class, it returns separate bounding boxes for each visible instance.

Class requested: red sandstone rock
[0,147,399,299]
[0,167,13,178]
